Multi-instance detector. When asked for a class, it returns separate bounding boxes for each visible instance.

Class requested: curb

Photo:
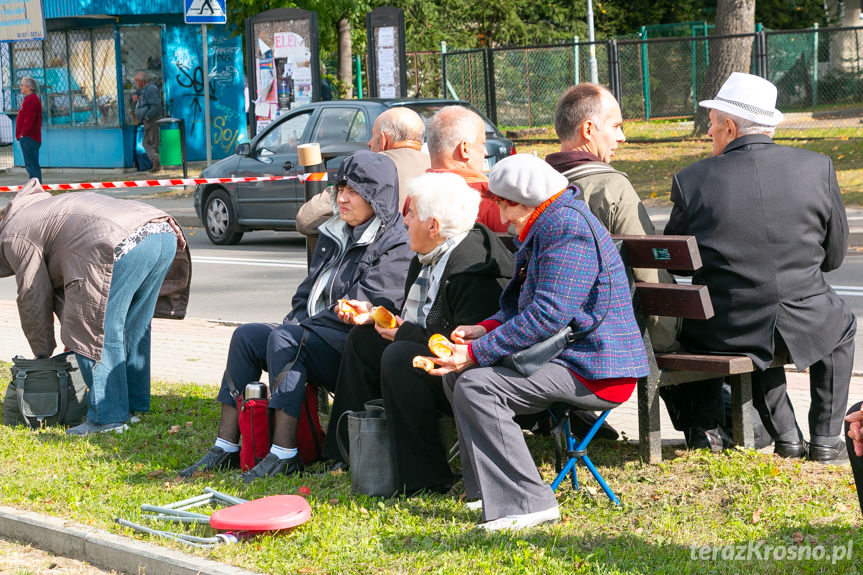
[0,505,259,575]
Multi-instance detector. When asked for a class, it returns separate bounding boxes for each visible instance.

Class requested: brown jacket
[0,182,191,361]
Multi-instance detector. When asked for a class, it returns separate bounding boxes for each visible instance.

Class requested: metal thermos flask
[244,382,268,400]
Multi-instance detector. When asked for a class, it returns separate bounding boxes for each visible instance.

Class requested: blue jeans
[18,136,41,182]
[76,232,177,424]
[216,322,340,417]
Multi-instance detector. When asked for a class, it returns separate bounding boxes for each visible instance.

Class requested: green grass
[517,135,863,207]
[1,372,861,574]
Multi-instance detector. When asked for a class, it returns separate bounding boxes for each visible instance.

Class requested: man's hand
[337,299,373,326]
[374,315,403,341]
[845,408,863,457]
[450,324,487,344]
[429,343,474,376]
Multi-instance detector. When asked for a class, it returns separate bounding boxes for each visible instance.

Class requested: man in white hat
[663,72,855,463]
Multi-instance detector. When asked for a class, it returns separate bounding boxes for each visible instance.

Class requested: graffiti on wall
[163,26,246,161]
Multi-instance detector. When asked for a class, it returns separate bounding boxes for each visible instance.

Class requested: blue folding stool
[549,405,621,505]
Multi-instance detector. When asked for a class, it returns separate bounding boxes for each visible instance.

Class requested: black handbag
[3,352,88,428]
[499,205,611,377]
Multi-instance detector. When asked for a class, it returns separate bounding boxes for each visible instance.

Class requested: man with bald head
[296,107,430,235]
[424,106,508,232]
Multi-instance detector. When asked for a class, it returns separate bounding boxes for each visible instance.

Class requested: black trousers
[322,325,453,491]
[845,401,863,516]
[663,314,856,442]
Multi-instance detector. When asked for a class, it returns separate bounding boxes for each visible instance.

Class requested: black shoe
[570,410,620,441]
[313,460,349,476]
[808,439,849,465]
[241,452,304,483]
[687,425,733,452]
[178,446,240,477]
[774,440,806,459]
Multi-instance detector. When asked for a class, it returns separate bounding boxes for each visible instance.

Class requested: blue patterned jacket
[470,188,649,380]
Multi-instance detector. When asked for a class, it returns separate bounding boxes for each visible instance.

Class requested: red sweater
[424,168,510,233]
[15,93,42,143]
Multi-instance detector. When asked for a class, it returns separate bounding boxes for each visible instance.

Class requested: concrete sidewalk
[0,299,861,445]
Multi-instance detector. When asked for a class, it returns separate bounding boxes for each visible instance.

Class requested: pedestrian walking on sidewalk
[15,77,42,182]
[0,179,191,435]
[133,72,162,172]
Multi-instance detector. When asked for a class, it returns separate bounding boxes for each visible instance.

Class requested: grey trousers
[443,362,619,522]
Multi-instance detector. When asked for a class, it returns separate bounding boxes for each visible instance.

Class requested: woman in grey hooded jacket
[180,150,413,482]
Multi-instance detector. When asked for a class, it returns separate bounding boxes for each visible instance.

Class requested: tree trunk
[338,17,353,99]
[694,0,756,133]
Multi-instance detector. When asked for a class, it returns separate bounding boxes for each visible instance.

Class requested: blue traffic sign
[185,0,227,25]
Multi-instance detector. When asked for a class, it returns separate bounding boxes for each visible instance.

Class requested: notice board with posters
[366,7,406,99]
[0,0,45,42]
[245,7,319,138]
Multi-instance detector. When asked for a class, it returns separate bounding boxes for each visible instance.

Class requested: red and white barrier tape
[0,172,328,193]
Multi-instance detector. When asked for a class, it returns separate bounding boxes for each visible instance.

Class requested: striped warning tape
[0,173,328,193]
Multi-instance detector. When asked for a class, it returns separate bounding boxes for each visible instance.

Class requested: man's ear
[579,120,594,142]
[378,131,390,150]
[456,140,471,161]
[428,217,441,237]
[725,117,740,140]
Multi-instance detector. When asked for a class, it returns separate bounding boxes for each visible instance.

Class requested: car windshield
[398,103,498,136]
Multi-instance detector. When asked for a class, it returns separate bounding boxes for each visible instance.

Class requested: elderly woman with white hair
[320,171,514,494]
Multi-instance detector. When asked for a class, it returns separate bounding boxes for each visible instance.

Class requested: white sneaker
[478,506,560,532]
[465,499,483,511]
[66,421,129,436]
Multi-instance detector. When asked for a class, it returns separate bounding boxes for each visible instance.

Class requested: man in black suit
[664,72,855,463]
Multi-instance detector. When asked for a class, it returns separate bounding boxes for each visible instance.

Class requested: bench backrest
[613,235,713,321]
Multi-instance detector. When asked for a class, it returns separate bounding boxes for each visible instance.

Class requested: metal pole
[691,25,698,115]
[202,24,212,166]
[573,36,580,85]
[354,54,363,98]
[640,26,651,121]
[586,0,599,83]
[812,23,819,107]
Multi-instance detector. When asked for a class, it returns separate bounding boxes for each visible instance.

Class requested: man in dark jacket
[179,151,413,481]
[665,73,855,463]
[319,172,514,493]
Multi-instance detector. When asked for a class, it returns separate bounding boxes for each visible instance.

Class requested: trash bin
[157,118,187,177]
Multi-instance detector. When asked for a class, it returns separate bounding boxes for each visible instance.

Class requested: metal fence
[437,26,863,137]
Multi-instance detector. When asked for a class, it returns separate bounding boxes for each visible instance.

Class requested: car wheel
[204,188,244,245]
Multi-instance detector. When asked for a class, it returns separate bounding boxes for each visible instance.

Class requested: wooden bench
[615,235,789,464]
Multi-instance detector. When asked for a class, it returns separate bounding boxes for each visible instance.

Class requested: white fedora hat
[699,72,784,126]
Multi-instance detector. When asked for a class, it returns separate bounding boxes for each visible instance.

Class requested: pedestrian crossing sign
[185,0,227,24]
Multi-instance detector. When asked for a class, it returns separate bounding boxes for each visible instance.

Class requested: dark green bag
[3,353,88,428]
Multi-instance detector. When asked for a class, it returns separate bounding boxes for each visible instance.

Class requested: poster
[376,26,398,99]
[273,32,312,109]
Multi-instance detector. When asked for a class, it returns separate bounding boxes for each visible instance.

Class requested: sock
[214,438,240,453]
[270,444,298,460]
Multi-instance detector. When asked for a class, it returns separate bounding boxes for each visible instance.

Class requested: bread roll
[370,306,398,329]
[428,334,453,358]
[412,356,435,371]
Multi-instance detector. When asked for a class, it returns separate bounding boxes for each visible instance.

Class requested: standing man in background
[15,77,42,182]
[133,72,162,172]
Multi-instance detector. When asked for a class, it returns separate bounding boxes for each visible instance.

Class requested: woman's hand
[846,408,863,457]
[429,343,474,376]
[450,324,487,344]
[337,299,373,325]
[374,315,404,341]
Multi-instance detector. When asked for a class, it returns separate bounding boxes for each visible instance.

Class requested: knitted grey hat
[487,153,569,207]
